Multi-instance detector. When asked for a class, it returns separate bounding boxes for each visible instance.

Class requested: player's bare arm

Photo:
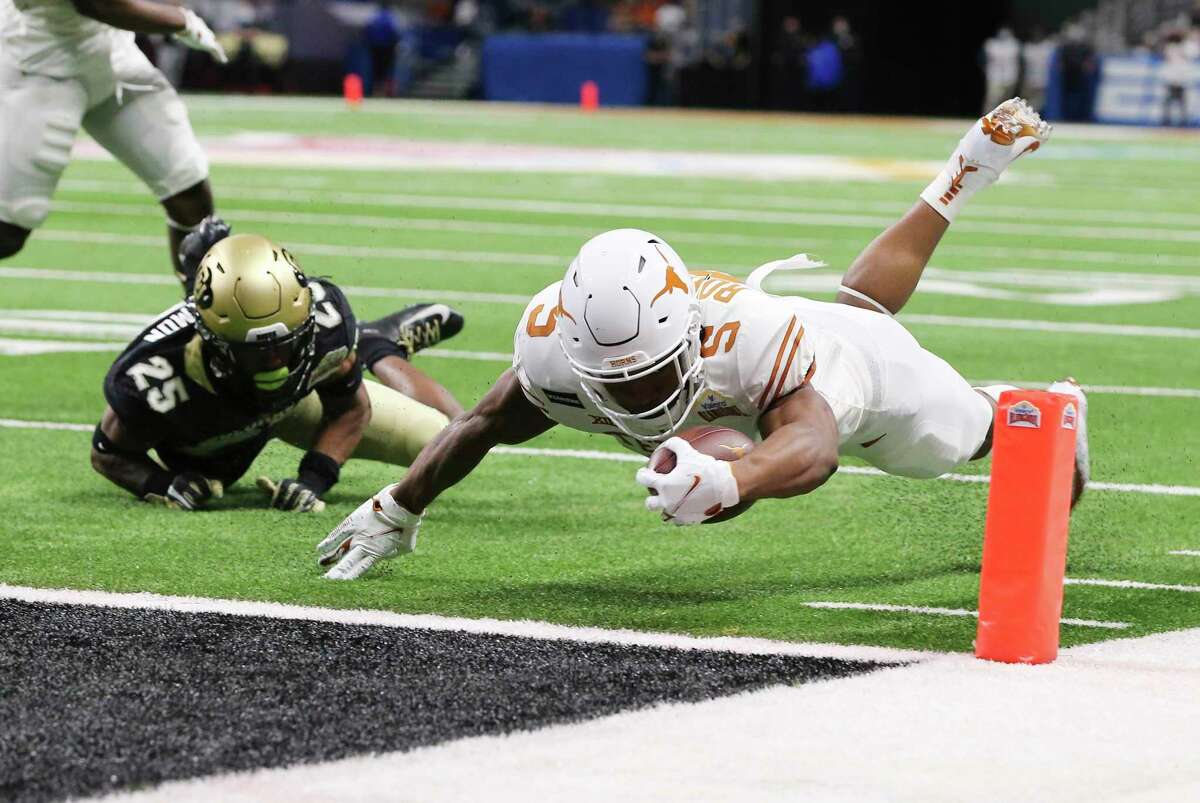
[70,0,227,61]
[391,369,554,512]
[317,370,555,580]
[309,357,373,465]
[92,406,221,510]
[256,355,373,513]
[837,98,1050,316]
[732,385,840,501]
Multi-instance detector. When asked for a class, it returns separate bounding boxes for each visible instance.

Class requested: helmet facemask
[565,306,705,442]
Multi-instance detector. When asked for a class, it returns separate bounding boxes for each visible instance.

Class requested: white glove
[635,437,740,526]
[175,9,228,64]
[920,97,1050,222]
[317,484,422,580]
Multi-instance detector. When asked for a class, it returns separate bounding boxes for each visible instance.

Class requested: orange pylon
[975,390,1079,664]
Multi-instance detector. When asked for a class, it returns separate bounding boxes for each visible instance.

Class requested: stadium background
[157,0,1199,123]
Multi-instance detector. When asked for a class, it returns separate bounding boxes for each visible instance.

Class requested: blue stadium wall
[481,34,649,106]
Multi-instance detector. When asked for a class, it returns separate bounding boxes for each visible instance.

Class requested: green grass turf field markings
[800,601,1130,629]
[1169,551,1200,557]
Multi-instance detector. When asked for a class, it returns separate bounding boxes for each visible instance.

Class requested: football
[649,425,757,523]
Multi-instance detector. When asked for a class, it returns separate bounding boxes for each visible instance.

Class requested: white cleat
[1049,377,1089,509]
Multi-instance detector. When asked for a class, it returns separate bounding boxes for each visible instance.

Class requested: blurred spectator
[769,16,808,111]
[645,2,687,105]
[1020,28,1056,112]
[982,27,1020,112]
[1160,30,1193,126]
[365,2,403,96]
[806,31,843,112]
[559,0,609,33]
[832,15,862,112]
[1058,24,1097,122]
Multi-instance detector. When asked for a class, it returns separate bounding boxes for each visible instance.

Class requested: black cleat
[358,303,463,359]
[177,215,232,295]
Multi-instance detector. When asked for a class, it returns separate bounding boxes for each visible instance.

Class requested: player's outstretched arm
[733,385,840,501]
[91,406,222,510]
[71,0,227,62]
[317,369,555,580]
[838,98,1049,315]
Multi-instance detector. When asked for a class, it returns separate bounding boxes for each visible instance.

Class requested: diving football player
[0,0,226,284]
[91,227,465,512]
[321,98,1090,579]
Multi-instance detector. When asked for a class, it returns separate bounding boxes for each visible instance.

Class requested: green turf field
[1,97,1197,653]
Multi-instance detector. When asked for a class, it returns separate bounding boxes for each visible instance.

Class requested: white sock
[919,152,998,223]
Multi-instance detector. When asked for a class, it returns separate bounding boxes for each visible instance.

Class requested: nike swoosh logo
[670,474,703,516]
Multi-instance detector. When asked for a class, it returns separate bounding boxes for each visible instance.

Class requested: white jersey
[513,269,993,479]
[0,0,133,77]
[514,271,822,455]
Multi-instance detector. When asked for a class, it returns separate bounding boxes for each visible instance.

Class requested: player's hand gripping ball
[636,425,756,525]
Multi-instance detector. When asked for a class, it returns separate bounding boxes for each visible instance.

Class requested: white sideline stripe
[6,272,1200,342]
[802,601,1129,630]
[0,418,91,431]
[50,191,1200,244]
[2,417,1198,498]
[0,584,934,663]
[33,224,1200,271]
[58,178,1200,230]
[1064,577,1200,593]
[1169,550,1200,557]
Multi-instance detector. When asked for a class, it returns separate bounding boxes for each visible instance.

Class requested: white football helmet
[556,229,705,442]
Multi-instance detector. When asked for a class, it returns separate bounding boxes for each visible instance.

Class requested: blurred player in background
[91,220,465,513]
[320,98,1091,580]
[0,0,225,285]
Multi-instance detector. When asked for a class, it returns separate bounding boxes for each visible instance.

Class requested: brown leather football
[649,425,756,523]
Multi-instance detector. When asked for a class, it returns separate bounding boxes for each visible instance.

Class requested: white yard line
[49,196,1200,244]
[1064,577,1200,593]
[57,178,1200,230]
[0,583,933,663]
[1169,550,1200,557]
[32,222,1200,272]
[2,417,1197,498]
[802,601,1129,630]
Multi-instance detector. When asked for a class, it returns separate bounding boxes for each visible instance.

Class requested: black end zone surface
[0,600,889,801]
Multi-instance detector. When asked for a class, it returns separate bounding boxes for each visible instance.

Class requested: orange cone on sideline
[343,74,364,107]
[975,389,1079,664]
[580,80,599,110]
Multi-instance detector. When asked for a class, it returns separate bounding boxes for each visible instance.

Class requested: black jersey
[103,280,361,483]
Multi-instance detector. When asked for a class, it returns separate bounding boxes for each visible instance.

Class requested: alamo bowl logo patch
[1007,400,1042,429]
[1061,402,1077,430]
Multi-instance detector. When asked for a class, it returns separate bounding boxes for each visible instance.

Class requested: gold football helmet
[189,234,316,398]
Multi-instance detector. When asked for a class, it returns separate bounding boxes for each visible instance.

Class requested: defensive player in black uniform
[91,222,465,512]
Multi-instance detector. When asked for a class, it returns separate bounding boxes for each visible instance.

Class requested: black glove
[256,477,326,512]
[178,215,232,294]
[144,472,222,511]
